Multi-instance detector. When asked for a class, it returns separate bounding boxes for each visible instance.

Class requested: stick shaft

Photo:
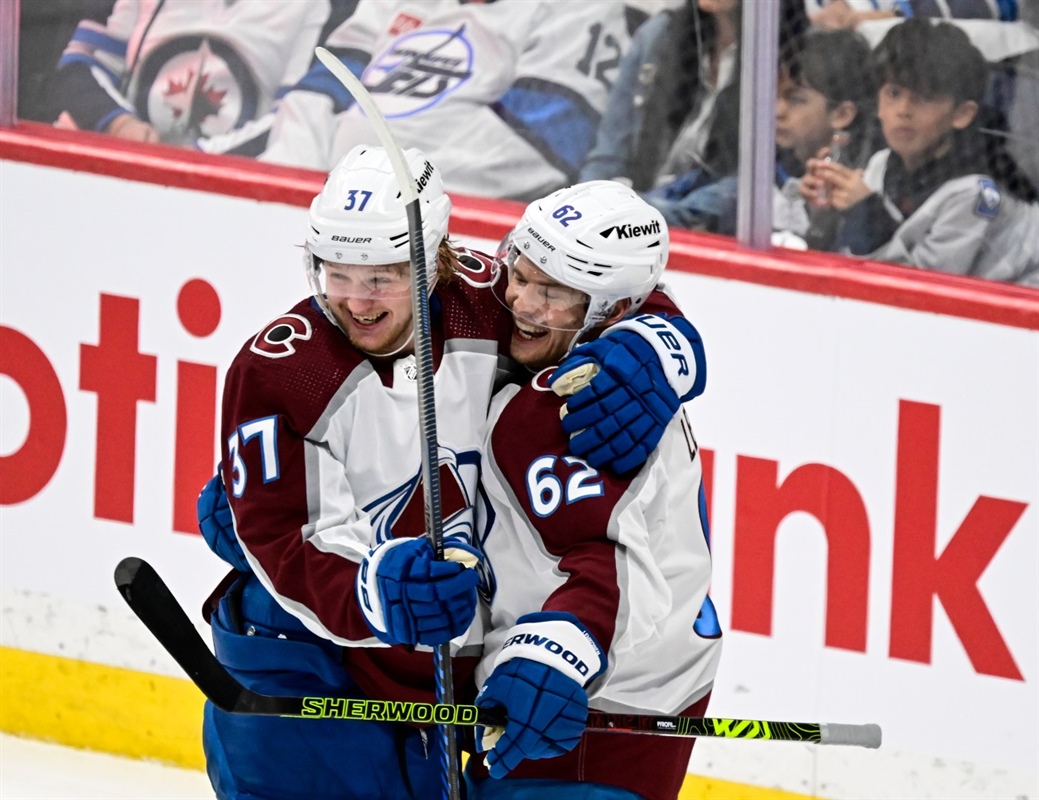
[114,558,882,749]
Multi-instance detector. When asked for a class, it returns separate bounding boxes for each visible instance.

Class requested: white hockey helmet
[305,144,452,310]
[502,180,669,330]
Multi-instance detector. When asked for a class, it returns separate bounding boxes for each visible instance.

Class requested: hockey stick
[114,557,883,749]
[311,46,462,800]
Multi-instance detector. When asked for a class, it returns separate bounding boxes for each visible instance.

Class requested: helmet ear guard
[504,181,669,332]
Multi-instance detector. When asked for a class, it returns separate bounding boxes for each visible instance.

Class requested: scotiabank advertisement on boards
[1,155,1036,800]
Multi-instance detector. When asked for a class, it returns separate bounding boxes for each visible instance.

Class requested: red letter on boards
[890,400,1025,680]
[79,294,157,523]
[733,457,871,652]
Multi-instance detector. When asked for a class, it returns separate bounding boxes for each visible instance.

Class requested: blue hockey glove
[549,315,705,474]
[197,469,250,573]
[475,612,606,778]
[357,536,481,646]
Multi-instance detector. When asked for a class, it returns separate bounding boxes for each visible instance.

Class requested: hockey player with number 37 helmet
[196,148,708,798]
[304,144,453,357]
[468,181,721,800]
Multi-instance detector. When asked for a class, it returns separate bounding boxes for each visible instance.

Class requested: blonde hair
[435,236,462,285]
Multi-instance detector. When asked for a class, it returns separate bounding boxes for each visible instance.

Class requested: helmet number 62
[552,205,583,227]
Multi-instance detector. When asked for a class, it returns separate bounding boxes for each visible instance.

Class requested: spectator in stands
[48,0,339,147]
[1006,0,1039,189]
[772,29,879,250]
[634,26,872,239]
[226,0,635,202]
[808,18,1039,284]
[579,0,809,229]
[17,1,114,124]
[807,0,1039,200]
[579,0,745,192]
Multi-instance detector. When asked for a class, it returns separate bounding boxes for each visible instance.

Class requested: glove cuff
[606,314,701,401]
[493,612,606,687]
[357,537,412,641]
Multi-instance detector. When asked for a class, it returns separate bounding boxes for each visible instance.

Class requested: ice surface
[0,733,212,799]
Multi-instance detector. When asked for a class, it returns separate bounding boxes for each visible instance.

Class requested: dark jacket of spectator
[580,0,808,193]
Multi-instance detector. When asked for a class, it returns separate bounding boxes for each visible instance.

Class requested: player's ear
[951,100,979,131]
[603,299,632,327]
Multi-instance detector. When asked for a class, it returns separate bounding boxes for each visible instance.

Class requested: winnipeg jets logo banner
[136,35,259,143]
[363,25,474,117]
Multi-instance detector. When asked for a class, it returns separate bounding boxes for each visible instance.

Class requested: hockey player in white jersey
[251,0,633,200]
[50,0,329,147]
[466,182,722,800]
[195,148,710,798]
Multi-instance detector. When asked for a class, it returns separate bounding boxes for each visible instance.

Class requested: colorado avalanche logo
[363,24,474,117]
[250,314,312,358]
[364,447,475,546]
[454,251,499,289]
[364,447,497,599]
[532,367,557,393]
[135,35,259,143]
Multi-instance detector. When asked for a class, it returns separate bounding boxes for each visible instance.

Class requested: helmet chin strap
[361,270,437,359]
[564,299,614,354]
[361,329,415,359]
[565,323,594,355]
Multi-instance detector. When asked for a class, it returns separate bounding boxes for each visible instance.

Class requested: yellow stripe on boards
[1,646,816,798]
[681,775,816,800]
[0,646,205,769]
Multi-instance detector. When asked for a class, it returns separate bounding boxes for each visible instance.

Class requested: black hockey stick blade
[115,556,475,721]
[114,557,279,715]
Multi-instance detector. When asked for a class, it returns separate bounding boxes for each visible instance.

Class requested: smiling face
[877,82,977,171]
[322,260,415,357]
[504,254,590,370]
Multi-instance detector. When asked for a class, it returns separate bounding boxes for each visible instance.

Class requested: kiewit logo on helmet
[415,161,435,194]
[600,220,662,239]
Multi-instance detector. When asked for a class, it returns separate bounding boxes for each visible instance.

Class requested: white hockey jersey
[472,367,722,798]
[221,255,507,705]
[260,0,632,200]
[56,0,328,143]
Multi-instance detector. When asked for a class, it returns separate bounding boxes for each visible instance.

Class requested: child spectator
[809,18,1039,284]
[775,28,878,249]
[641,28,877,240]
